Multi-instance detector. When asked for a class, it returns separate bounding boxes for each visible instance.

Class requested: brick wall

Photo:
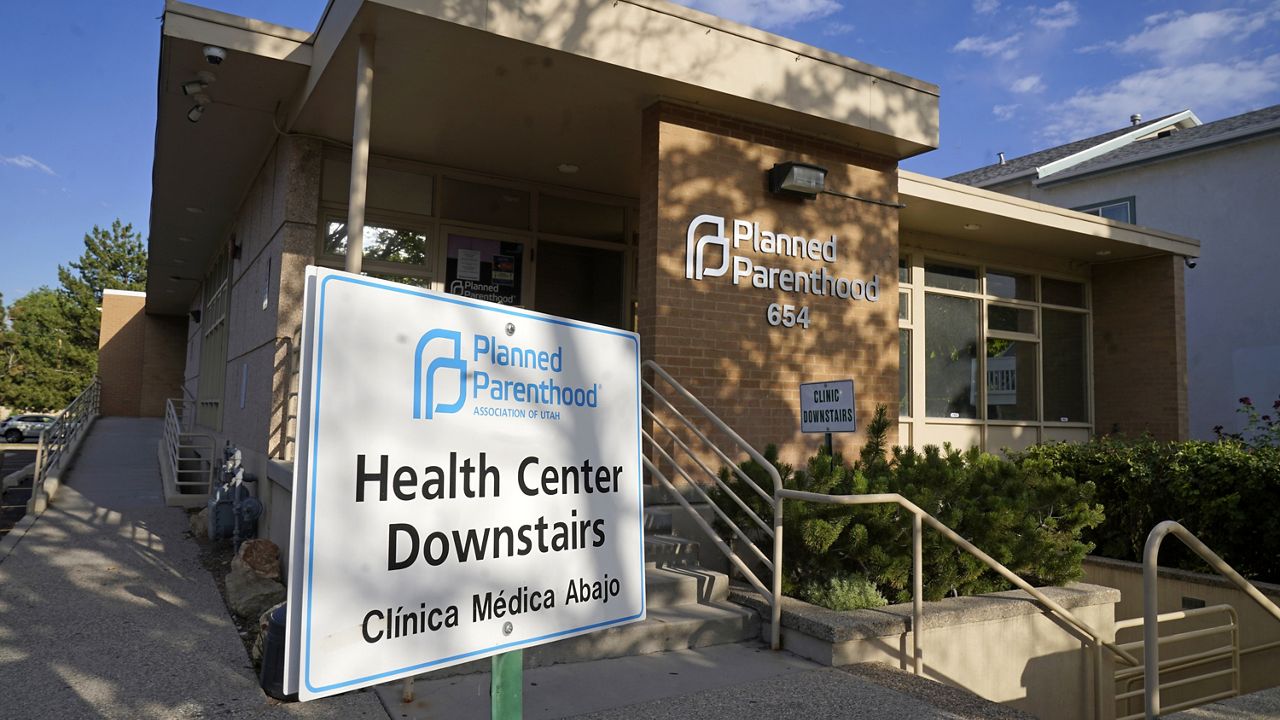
[639,103,900,472]
[98,291,185,417]
[1092,255,1188,440]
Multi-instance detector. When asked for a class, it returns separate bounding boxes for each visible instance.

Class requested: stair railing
[163,398,217,497]
[1138,521,1280,719]
[642,359,1141,719]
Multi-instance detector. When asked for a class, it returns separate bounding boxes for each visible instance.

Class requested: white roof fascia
[103,289,148,298]
[1035,110,1201,180]
[164,0,313,64]
[1038,115,1280,186]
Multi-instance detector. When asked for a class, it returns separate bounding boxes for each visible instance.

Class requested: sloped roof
[945,113,1183,186]
[948,104,1280,188]
[1040,103,1280,185]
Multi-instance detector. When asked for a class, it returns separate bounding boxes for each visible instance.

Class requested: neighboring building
[948,105,1280,438]
[132,0,1196,554]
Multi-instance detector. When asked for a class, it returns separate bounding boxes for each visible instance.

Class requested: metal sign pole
[491,650,523,719]
[824,431,833,473]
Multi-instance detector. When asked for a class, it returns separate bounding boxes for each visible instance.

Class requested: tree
[0,220,146,410]
[0,289,92,410]
[57,220,147,350]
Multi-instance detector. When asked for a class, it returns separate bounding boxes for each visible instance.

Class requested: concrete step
[642,506,673,534]
[644,565,729,609]
[423,600,761,679]
[643,533,700,568]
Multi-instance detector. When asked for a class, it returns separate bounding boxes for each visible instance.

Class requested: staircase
[420,496,760,679]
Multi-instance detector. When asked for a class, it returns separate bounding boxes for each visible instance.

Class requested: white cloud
[1043,54,1280,142]
[973,0,1000,14]
[679,0,842,28]
[1,154,56,176]
[993,104,1021,121]
[1010,74,1045,93]
[821,20,855,36]
[1034,1,1079,31]
[1102,7,1279,64]
[953,33,1022,60]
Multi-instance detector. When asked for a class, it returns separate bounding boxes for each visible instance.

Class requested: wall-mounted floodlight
[768,162,827,198]
[187,93,212,123]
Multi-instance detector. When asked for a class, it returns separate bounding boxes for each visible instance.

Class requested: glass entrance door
[443,232,530,306]
[534,241,627,329]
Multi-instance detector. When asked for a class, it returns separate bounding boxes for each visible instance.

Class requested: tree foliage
[0,220,146,411]
[710,406,1104,608]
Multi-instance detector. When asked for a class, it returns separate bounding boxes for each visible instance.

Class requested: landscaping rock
[189,508,209,541]
[238,538,281,580]
[226,541,286,620]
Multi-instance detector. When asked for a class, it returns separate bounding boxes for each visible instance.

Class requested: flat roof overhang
[146,2,312,314]
[898,170,1200,263]
[147,0,940,315]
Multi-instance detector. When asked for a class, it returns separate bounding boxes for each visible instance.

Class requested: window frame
[1073,197,1136,224]
[900,248,1093,447]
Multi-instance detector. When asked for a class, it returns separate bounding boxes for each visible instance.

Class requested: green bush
[796,573,887,611]
[1011,435,1280,582]
[710,406,1104,608]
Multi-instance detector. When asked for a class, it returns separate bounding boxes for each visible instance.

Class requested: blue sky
[2,0,1278,307]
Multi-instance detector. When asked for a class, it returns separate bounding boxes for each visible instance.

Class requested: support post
[491,649,523,719]
[771,494,783,650]
[346,33,375,274]
[912,510,923,675]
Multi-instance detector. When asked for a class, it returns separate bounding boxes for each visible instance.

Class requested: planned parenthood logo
[685,214,729,280]
[413,329,467,420]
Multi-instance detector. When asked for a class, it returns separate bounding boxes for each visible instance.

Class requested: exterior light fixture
[768,162,827,198]
[963,223,981,231]
[185,207,204,214]
[187,92,212,123]
[557,163,579,174]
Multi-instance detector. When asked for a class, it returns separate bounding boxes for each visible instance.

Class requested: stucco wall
[990,134,1280,438]
[639,102,900,470]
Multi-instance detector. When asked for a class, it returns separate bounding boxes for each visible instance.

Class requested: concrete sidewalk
[0,417,387,719]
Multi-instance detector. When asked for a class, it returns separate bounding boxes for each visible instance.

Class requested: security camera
[203,45,227,65]
[1184,257,1197,269]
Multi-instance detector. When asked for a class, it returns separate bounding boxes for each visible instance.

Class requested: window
[1074,198,1135,224]
[902,252,1091,437]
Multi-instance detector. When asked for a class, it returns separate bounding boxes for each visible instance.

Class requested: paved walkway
[0,418,387,719]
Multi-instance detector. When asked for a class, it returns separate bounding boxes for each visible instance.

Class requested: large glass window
[903,253,1090,436]
[325,222,429,265]
[925,293,979,419]
[1043,310,1088,422]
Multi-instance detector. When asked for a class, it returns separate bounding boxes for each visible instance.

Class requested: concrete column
[345,33,375,274]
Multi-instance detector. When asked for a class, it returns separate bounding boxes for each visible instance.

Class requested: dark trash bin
[260,604,297,701]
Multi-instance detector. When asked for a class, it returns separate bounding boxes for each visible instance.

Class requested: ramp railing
[31,377,101,511]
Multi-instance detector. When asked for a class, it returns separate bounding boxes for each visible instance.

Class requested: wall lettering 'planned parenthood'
[685,214,880,329]
[284,267,644,700]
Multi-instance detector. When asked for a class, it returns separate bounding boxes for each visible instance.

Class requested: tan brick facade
[1092,255,1188,440]
[639,103,900,469]
[98,291,185,417]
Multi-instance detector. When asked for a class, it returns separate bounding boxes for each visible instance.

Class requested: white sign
[800,379,856,433]
[284,267,644,700]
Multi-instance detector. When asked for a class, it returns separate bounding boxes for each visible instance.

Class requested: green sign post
[491,650,523,719]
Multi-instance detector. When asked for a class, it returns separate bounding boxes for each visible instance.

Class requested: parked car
[0,414,55,443]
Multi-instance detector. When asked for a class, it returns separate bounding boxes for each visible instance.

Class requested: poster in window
[445,234,524,305]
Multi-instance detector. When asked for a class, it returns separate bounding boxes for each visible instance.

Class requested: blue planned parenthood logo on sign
[413,329,467,420]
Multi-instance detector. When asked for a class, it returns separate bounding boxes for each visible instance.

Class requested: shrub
[796,573,887,611]
[1012,433,1280,582]
[710,406,1104,608]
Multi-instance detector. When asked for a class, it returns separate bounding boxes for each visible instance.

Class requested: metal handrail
[33,377,101,504]
[164,398,216,494]
[1141,521,1280,718]
[642,360,784,649]
[641,359,1140,698]
[1114,605,1238,720]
